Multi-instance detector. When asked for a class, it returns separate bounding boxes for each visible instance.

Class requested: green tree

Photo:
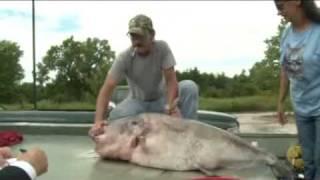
[0,40,24,103]
[249,19,288,94]
[17,82,33,102]
[177,67,207,96]
[37,36,115,102]
[230,70,257,96]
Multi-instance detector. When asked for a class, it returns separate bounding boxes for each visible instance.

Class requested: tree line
[0,20,287,104]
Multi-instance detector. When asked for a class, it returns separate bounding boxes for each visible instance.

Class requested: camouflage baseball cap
[128,14,154,36]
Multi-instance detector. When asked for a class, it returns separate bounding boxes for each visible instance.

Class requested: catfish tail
[264,152,295,180]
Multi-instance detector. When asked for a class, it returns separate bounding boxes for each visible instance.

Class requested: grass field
[1,96,292,112]
[199,96,292,112]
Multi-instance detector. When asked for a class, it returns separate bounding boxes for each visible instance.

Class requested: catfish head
[94,115,151,161]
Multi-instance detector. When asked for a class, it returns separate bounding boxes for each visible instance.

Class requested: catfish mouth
[129,135,143,149]
[113,135,143,161]
[126,118,151,149]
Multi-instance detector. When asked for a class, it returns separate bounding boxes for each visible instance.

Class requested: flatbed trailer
[0,111,298,180]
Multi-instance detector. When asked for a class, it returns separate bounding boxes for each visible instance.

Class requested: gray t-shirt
[109,40,176,101]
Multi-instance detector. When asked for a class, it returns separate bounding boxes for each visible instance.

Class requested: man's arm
[89,50,127,137]
[94,51,126,124]
[94,74,118,123]
[89,74,118,138]
[163,67,179,115]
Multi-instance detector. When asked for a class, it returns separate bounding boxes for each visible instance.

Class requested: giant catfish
[93,113,293,179]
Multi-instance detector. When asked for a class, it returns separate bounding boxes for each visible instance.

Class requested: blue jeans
[295,114,320,180]
[109,80,199,120]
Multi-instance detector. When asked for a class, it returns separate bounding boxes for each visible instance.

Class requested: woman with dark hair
[275,0,320,179]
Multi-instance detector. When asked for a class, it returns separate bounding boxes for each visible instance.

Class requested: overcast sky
[1,1,319,82]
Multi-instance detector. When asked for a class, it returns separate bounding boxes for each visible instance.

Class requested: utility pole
[32,0,37,110]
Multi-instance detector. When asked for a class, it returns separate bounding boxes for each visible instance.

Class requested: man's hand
[168,107,182,118]
[89,120,107,139]
[0,147,12,167]
[17,147,48,176]
[0,147,12,159]
[277,102,288,125]
[165,100,182,118]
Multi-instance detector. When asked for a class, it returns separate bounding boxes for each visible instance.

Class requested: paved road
[233,112,297,134]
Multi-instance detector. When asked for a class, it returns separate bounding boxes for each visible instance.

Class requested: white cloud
[1,1,289,82]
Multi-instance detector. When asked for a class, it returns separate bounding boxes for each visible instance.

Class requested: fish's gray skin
[94,113,293,179]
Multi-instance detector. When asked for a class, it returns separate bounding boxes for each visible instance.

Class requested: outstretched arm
[277,67,289,125]
[163,67,180,117]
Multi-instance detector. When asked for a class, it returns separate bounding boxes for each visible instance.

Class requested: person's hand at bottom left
[17,147,48,177]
